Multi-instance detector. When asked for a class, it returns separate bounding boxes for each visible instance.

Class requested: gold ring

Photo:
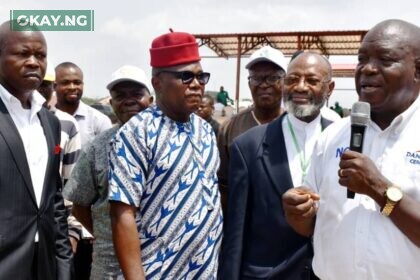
[339,169,344,177]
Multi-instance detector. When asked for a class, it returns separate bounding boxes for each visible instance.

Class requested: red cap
[150,31,200,67]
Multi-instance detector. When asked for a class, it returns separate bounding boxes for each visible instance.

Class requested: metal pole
[235,35,242,113]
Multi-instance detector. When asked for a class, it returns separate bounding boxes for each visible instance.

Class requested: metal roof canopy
[193,30,367,110]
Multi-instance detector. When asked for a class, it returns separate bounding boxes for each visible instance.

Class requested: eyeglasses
[158,70,211,85]
[284,76,330,87]
[248,75,283,86]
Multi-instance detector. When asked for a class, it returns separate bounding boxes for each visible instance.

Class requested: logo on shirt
[406,151,420,165]
[336,146,349,158]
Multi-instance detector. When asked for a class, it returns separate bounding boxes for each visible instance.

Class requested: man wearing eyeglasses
[217,45,287,214]
[219,51,334,279]
[283,19,420,280]
[108,31,223,280]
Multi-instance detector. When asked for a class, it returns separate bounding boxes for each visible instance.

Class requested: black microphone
[347,101,370,199]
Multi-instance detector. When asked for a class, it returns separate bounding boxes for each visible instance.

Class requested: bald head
[0,20,45,53]
[288,52,332,80]
[367,19,420,57]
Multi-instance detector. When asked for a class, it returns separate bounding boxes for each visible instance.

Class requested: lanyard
[251,110,262,125]
[286,116,312,184]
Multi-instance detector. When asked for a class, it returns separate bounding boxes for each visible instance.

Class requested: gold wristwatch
[381,185,403,216]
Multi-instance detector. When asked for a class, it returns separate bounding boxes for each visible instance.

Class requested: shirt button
[207,204,214,211]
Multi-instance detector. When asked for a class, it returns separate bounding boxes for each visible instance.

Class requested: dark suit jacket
[0,98,73,279]
[219,113,331,280]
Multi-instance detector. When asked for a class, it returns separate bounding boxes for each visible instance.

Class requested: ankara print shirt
[109,105,223,280]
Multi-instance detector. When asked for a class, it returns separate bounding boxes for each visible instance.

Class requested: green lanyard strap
[286,116,312,184]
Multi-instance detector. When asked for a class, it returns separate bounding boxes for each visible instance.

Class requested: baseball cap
[245,45,287,71]
[106,65,149,91]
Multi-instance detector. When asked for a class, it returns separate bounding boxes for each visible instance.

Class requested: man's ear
[327,80,335,98]
[414,58,420,81]
[151,76,160,92]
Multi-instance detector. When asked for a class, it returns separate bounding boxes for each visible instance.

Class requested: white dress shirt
[320,105,342,122]
[282,113,323,187]
[0,86,49,242]
[306,97,420,280]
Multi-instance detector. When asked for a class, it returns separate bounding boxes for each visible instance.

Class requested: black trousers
[74,239,93,280]
[31,243,39,280]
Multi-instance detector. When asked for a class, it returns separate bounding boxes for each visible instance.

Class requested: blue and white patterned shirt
[108,105,223,280]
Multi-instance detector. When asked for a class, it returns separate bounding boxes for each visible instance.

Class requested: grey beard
[284,99,325,119]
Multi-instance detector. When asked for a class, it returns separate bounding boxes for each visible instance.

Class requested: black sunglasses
[158,70,211,85]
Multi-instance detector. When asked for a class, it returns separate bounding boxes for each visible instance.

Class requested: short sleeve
[108,122,147,207]
[63,144,97,206]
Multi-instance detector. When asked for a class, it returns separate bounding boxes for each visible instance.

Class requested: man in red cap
[108,31,223,279]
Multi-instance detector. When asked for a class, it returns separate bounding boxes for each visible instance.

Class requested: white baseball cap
[245,46,287,72]
[107,65,150,91]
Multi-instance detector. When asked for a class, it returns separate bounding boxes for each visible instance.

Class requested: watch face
[387,186,403,202]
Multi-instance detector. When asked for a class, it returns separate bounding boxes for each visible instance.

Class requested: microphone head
[351,101,370,126]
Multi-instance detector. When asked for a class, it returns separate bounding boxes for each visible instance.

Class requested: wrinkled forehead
[56,66,83,78]
[361,23,412,52]
[162,61,203,72]
[1,30,46,51]
[287,54,330,77]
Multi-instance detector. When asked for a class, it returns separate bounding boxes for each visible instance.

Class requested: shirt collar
[154,105,194,134]
[0,83,18,107]
[30,91,46,116]
[288,112,322,132]
[0,84,46,116]
[370,94,420,134]
[73,101,88,118]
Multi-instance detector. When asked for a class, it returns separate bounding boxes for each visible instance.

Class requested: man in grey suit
[219,52,335,279]
[0,20,73,279]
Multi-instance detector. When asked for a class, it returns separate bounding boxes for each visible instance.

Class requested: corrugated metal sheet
[194,30,368,57]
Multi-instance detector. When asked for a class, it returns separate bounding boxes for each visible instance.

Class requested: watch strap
[381,185,402,216]
[381,200,396,216]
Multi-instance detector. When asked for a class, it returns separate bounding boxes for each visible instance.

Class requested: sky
[1,0,419,108]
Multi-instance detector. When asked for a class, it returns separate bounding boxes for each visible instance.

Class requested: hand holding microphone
[345,102,370,199]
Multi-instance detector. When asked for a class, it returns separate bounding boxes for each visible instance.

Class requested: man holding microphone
[282,19,420,280]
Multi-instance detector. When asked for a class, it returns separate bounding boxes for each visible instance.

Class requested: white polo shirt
[306,96,420,280]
